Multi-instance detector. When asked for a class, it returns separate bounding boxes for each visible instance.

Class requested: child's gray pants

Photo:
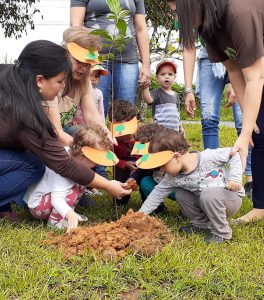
[176,187,242,239]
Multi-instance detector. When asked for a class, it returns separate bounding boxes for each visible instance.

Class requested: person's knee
[199,188,220,208]
[201,116,219,129]
[140,176,155,197]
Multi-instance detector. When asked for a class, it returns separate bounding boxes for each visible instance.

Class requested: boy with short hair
[137,127,244,244]
[142,60,181,131]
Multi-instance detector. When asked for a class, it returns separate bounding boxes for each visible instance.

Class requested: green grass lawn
[1,124,264,300]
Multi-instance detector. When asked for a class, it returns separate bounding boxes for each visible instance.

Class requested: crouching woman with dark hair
[0,40,131,220]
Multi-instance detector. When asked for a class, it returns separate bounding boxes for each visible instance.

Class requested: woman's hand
[107,130,118,146]
[105,180,132,199]
[139,65,151,88]
[230,134,251,171]
[184,93,196,118]
[225,84,237,108]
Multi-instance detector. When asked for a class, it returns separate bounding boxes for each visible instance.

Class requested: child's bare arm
[142,87,153,104]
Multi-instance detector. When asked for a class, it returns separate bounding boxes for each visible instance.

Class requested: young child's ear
[173,152,182,161]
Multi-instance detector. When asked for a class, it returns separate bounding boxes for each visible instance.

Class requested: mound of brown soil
[44,209,173,259]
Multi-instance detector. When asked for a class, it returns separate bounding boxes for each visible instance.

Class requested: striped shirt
[151,87,180,130]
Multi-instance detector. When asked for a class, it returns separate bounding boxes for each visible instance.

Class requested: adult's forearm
[88,173,111,190]
[183,47,196,88]
[136,29,150,68]
[240,80,263,137]
[70,7,86,26]
[226,58,263,138]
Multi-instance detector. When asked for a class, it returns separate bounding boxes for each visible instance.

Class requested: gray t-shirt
[150,87,180,131]
[139,148,245,214]
[70,0,145,63]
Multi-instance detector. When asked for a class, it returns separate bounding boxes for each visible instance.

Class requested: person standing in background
[70,0,151,117]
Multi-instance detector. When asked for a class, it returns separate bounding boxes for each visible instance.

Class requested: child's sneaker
[47,213,87,230]
[244,181,253,200]
[47,219,68,230]
[179,224,208,235]
[77,213,88,222]
[204,233,228,244]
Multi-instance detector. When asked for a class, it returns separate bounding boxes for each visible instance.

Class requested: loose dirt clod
[44,209,173,259]
[125,178,139,191]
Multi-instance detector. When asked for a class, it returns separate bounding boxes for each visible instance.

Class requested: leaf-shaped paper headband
[131,141,150,156]
[135,151,174,169]
[82,146,119,166]
[67,42,99,64]
[110,117,138,137]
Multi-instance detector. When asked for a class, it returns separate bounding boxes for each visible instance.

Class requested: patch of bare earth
[44,209,173,259]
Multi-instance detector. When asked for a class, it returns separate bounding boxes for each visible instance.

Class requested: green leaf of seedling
[107,15,116,21]
[100,53,114,61]
[102,43,110,49]
[115,124,125,135]
[119,10,130,19]
[97,55,103,63]
[107,0,121,14]
[116,19,127,36]
[90,29,113,41]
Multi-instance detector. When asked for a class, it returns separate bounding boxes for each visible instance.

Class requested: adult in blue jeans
[183,46,253,198]
[70,0,151,117]
[0,40,131,220]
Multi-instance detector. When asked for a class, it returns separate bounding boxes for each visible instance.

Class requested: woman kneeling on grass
[137,127,244,244]
[0,40,131,220]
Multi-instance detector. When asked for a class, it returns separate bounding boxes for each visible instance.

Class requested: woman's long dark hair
[0,40,72,138]
[168,0,227,48]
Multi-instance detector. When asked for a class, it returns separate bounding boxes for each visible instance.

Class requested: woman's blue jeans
[97,62,139,117]
[196,57,251,176]
[0,149,45,210]
[140,176,176,201]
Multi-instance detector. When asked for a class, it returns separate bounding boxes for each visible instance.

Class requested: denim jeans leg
[112,62,139,106]
[232,101,252,176]
[0,150,45,208]
[198,58,226,149]
[97,63,112,118]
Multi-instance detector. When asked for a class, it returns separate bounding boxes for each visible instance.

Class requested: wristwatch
[184,87,194,95]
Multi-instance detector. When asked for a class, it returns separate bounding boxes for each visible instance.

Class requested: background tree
[0,0,40,39]
[144,0,180,60]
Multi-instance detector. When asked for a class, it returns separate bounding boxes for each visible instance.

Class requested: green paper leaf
[140,154,149,163]
[115,124,125,134]
[106,151,114,161]
[86,52,96,60]
[135,144,146,151]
